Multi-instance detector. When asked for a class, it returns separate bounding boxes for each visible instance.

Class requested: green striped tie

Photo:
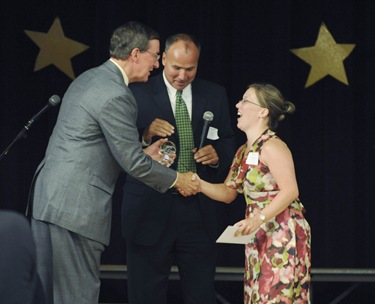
[175,90,196,172]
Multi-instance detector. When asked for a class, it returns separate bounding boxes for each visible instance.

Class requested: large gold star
[25,17,89,79]
[290,23,355,88]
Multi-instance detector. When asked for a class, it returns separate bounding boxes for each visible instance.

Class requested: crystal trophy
[159,141,176,167]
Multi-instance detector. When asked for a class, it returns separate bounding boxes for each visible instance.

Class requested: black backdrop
[1,0,375,298]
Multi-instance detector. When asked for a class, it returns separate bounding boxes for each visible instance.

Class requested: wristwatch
[259,212,266,222]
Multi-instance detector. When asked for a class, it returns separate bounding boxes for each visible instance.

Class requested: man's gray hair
[109,21,160,60]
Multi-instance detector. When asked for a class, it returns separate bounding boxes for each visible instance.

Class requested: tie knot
[176,90,184,104]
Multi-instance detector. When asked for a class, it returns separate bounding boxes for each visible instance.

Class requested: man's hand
[193,145,219,166]
[144,138,176,166]
[174,172,200,196]
[143,118,175,143]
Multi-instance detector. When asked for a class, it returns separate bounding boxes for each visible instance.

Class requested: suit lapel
[191,84,208,143]
[151,75,179,143]
[149,76,173,120]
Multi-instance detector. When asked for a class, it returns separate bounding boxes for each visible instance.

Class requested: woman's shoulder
[261,136,291,160]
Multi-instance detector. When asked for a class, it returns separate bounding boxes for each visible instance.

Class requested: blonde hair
[249,83,295,130]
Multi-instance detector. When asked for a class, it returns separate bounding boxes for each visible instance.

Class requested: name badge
[207,127,219,140]
[246,152,259,165]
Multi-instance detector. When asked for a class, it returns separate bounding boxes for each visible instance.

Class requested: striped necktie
[175,90,196,172]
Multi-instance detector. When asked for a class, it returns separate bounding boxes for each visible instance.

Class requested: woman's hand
[191,173,201,193]
[234,210,263,236]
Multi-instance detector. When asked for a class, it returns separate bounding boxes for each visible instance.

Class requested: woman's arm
[194,169,238,204]
[235,138,299,235]
[259,138,299,220]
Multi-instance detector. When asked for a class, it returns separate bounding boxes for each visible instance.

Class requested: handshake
[144,138,205,196]
[174,172,201,197]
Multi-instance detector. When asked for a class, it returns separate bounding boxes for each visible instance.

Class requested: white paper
[216,225,257,244]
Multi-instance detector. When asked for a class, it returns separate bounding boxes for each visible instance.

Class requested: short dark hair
[109,21,160,60]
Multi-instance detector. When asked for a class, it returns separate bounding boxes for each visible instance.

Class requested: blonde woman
[195,83,311,303]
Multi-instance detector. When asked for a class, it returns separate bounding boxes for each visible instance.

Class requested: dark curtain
[1,0,374,276]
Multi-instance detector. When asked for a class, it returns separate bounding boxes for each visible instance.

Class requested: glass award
[159,141,176,167]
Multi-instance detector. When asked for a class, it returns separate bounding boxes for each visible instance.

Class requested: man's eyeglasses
[143,50,160,61]
[239,99,263,107]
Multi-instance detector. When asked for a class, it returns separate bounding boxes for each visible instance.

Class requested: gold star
[25,17,89,79]
[290,23,355,88]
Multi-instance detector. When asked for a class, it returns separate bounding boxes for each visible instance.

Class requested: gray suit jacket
[32,60,176,245]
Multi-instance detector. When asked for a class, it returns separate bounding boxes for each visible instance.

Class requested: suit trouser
[126,195,217,304]
[31,218,105,304]
[0,211,45,304]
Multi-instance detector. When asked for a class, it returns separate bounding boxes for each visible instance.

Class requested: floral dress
[227,129,311,304]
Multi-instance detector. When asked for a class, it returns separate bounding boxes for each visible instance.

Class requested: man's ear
[161,52,167,66]
[131,48,140,61]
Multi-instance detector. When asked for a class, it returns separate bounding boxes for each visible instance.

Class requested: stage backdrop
[1,0,374,274]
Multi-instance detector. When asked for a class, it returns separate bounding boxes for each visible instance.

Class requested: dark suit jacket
[0,210,45,304]
[122,73,236,246]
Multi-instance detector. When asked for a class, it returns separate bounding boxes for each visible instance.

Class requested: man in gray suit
[30,21,197,304]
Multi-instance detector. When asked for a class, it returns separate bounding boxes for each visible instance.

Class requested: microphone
[198,111,214,150]
[1,95,61,161]
[16,95,61,139]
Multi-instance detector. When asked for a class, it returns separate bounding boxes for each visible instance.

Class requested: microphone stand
[0,95,61,161]
[0,126,31,161]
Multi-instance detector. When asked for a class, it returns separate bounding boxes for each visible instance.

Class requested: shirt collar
[162,71,191,97]
[110,58,129,86]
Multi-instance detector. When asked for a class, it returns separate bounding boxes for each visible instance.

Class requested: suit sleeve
[99,93,177,193]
